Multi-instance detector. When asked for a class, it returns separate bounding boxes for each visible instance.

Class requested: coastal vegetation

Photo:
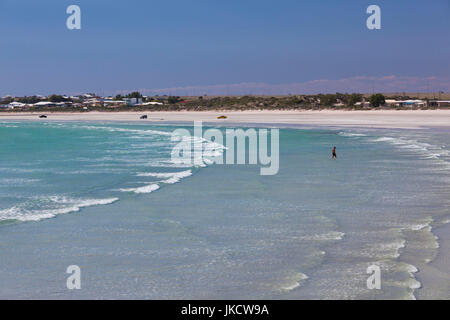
[1,92,449,112]
[369,94,386,107]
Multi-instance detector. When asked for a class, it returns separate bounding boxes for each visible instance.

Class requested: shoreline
[2,110,450,129]
[416,222,450,299]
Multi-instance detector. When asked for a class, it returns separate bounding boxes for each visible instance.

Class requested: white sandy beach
[2,110,450,129]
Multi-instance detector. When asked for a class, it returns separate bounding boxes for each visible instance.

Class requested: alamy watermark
[170,122,279,176]
[66,5,380,31]
[366,264,381,290]
[66,5,81,30]
[366,5,381,30]
[66,265,81,290]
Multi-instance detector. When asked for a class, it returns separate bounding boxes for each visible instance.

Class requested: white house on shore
[384,99,427,107]
[123,98,144,106]
[103,100,127,107]
[33,101,55,107]
[355,101,371,107]
[7,101,27,108]
[140,101,163,106]
[429,100,450,107]
[33,101,72,107]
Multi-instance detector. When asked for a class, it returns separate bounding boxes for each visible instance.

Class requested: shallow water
[0,121,449,299]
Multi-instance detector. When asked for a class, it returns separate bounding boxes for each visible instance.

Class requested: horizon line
[2,75,450,97]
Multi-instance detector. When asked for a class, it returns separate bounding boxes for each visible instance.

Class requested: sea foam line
[370,136,450,160]
[119,184,160,194]
[137,170,193,184]
[338,132,367,137]
[73,125,173,137]
[0,197,119,222]
[294,231,345,241]
[280,273,309,292]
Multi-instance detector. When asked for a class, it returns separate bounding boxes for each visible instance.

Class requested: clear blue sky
[0,0,449,96]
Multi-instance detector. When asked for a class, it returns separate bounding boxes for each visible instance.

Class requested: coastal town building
[123,97,143,106]
[355,101,371,107]
[141,101,164,106]
[385,99,427,107]
[7,101,27,108]
[428,100,450,108]
[103,100,126,107]
[82,99,103,107]
[33,101,56,107]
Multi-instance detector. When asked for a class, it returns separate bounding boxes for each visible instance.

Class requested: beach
[2,0,449,303]
[2,110,450,129]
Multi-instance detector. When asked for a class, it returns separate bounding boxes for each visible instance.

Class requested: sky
[0,0,449,96]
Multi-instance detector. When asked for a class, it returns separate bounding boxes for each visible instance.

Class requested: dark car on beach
[39,115,47,118]
[140,115,148,119]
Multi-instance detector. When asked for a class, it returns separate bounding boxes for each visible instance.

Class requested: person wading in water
[332,146,337,160]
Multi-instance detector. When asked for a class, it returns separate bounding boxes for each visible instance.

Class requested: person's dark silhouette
[332,146,337,160]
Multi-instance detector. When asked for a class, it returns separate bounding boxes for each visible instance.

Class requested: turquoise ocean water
[0,121,449,299]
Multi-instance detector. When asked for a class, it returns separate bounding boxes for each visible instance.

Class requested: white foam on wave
[74,125,172,137]
[409,223,430,231]
[426,226,440,249]
[77,124,226,169]
[370,136,450,160]
[297,231,345,241]
[374,261,421,299]
[402,263,422,298]
[370,133,448,268]
[380,239,406,259]
[371,137,402,143]
[402,218,440,251]
[119,184,160,194]
[398,263,422,299]
[338,132,367,137]
[376,218,440,299]
[137,170,193,184]
[280,273,309,292]
[170,134,226,167]
[0,196,118,222]
[0,178,40,185]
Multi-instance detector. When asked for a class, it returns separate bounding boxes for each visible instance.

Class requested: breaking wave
[137,170,193,184]
[0,196,118,222]
[119,184,160,194]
